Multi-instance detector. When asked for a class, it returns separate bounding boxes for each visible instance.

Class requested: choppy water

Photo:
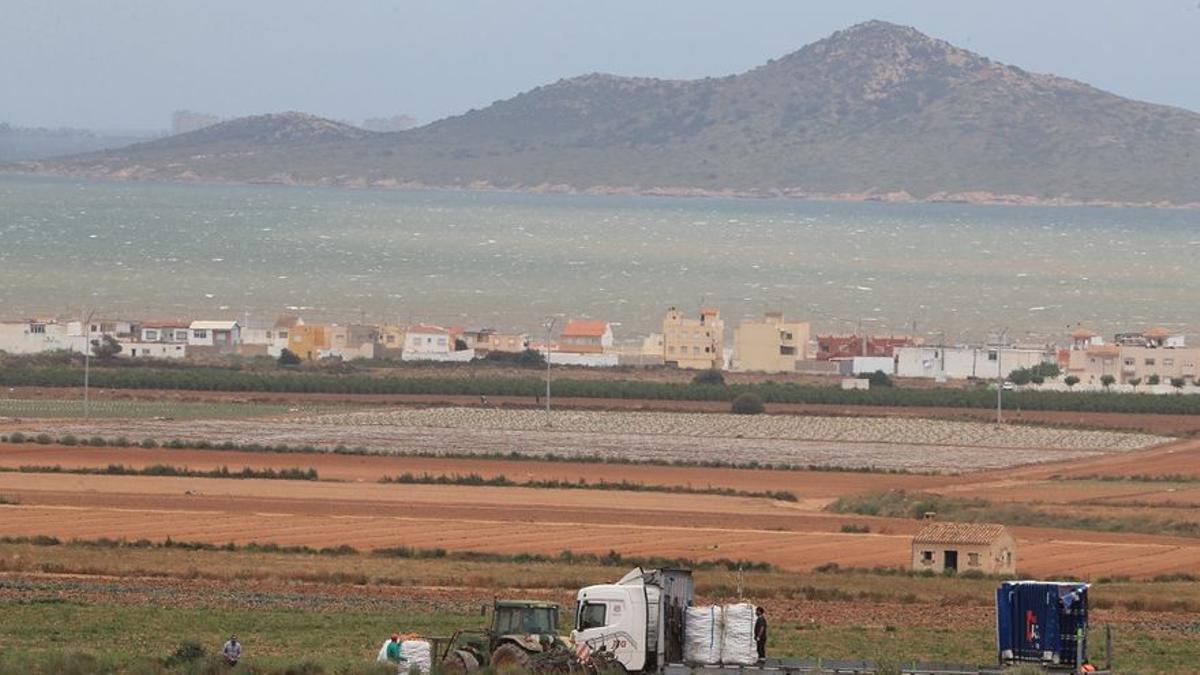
[1,175,1198,342]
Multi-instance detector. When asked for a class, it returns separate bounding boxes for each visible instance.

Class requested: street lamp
[81,308,96,420]
[543,317,556,427]
[996,327,1009,425]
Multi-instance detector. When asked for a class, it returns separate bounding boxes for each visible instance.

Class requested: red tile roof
[913,523,1009,545]
[561,319,610,338]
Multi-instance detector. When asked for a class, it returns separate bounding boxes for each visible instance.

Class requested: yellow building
[732,312,811,373]
[662,306,724,370]
[287,324,329,361]
[377,325,407,357]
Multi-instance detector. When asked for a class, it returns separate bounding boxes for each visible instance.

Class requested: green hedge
[3,365,1200,415]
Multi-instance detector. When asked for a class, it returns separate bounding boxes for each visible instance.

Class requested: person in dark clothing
[754,607,768,660]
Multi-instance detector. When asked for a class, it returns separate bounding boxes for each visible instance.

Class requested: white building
[401,324,475,362]
[895,346,1052,380]
[0,320,86,355]
[188,320,241,353]
[122,321,190,359]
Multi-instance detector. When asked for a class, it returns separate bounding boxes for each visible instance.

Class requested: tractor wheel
[491,642,534,673]
[441,650,480,674]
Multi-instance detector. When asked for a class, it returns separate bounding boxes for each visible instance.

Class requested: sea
[2,175,1198,343]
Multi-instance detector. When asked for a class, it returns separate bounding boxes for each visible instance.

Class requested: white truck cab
[572,568,694,673]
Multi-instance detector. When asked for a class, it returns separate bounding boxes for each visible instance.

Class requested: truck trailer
[570,567,1109,675]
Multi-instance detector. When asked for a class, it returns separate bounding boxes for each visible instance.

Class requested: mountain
[9,21,1200,205]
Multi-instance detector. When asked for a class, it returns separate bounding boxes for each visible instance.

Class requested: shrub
[1148,374,1161,385]
[1100,374,1115,390]
[692,369,726,386]
[163,640,206,667]
[1064,375,1080,388]
[140,438,158,448]
[731,393,765,415]
[277,348,302,367]
[8,432,24,444]
[866,370,893,387]
[59,434,78,446]
[840,523,870,534]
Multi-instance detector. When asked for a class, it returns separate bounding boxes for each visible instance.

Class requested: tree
[692,369,725,386]
[277,348,302,367]
[731,393,765,415]
[866,370,893,387]
[1063,375,1080,389]
[1100,374,1116,391]
[91,334,122,361]
[1128,377,1142,391]
[1030,375,1045,385]
[1171,377,1186,390]
[1148,374,1161,386]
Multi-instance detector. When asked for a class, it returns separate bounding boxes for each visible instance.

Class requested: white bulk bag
[400,639,433,674]
[721,603,758,665]
[684,605,723,665]
[376,641,391,663]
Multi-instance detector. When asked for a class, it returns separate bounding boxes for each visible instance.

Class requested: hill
[9,21,1200,205]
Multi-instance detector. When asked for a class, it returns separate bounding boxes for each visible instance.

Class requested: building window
[278,330,288,339]
[968,552,980,567]
[1145,358,1156,366]
[29,324,46,334]
[1103,358,1114,366]
[193,330,207,339]
[175,330,188,341]
[987,350,997,361]
[1124,358,1135,366]
[920,550,933,564]
[144,330,158,341]
[1164,358,1175,367]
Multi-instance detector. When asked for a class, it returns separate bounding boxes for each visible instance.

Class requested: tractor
[437,600,574,673]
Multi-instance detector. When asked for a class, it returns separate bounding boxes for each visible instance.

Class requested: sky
[3,0,1199,131]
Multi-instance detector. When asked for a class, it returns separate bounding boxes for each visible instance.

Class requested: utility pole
[543,317,556,427]
[996,327,1009,425]
[81,308,96,420]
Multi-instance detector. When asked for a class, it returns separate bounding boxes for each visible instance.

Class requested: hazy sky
[4,0,1199,131]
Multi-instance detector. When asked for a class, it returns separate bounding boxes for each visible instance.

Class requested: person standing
[754,607,768,660]
[385,633,408,672]
[222,635,242,667]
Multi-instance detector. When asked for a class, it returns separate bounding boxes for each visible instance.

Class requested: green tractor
[438,600,574,673]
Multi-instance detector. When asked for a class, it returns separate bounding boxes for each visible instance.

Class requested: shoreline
[4,165,1197,210]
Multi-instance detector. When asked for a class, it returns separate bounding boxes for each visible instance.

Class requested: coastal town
[1,306,1195,392]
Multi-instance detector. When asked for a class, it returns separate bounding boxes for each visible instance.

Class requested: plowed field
[4,466,1200,578]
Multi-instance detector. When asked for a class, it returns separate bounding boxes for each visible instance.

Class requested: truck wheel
[441,650,480,674]
[491,643,534,673]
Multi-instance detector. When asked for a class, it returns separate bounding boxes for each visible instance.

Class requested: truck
[571,568,1111,675]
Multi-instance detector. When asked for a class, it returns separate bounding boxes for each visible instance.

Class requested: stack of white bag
[683,605,723,665]
[720,603,758,666]
[400,640,434,674]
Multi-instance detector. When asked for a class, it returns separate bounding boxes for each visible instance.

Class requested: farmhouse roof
[1144,326,1172,339]
[274,315,304,329]
[913,523,1009,546]
[1070,328,1096,340]
[562,319,610,338]
[141,320,190,329]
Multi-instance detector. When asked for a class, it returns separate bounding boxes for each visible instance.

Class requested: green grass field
[0,600,1195,673]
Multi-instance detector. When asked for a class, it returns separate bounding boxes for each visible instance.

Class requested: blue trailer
[996,581,1090,668]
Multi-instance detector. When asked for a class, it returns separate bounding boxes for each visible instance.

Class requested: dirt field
[4,443,1200,578]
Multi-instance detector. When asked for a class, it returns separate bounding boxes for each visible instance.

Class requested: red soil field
[3,466,1200,578]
